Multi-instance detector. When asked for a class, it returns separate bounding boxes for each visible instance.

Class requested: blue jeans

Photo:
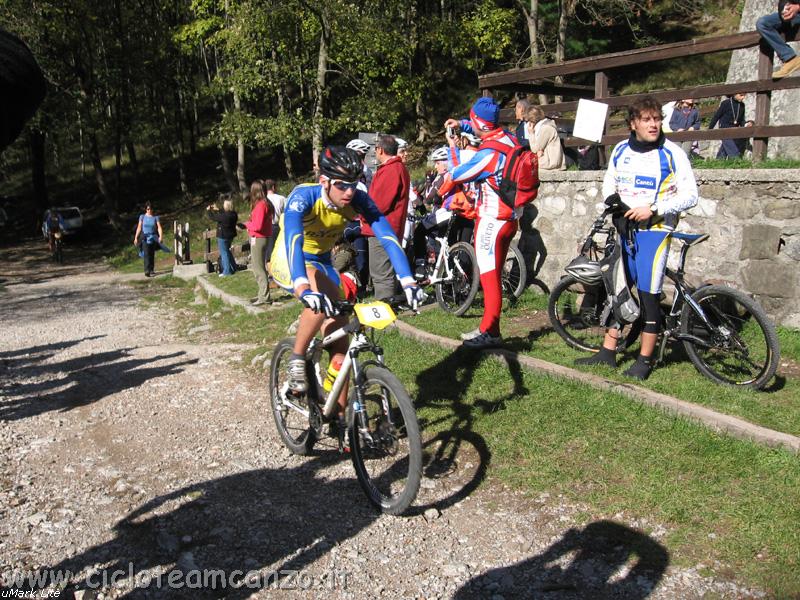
[217,237,235,275]
[756,12,800,63]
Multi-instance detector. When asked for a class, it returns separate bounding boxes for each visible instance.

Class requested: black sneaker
[574,346,617,368]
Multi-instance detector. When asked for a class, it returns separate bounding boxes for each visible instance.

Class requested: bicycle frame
[422,215,461,287]
[307,320,385,420]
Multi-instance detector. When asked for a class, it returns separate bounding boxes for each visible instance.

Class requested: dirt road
[0,241,763,599]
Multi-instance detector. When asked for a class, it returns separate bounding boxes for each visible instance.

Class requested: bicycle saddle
[672,232,709,245]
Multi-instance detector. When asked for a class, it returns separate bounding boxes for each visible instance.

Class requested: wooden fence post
[595,71,610,167]
[754,39,774,162]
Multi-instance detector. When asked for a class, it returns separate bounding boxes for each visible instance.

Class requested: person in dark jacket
[709,93,746,159]
[207,197,239,276]
[514,98,531,145]
[757,0,800,79]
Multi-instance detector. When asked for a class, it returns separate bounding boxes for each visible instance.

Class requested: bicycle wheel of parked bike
[269,338,317,455]
[349,365,422,515]
[681,285,779,390]
[548,275,609,352]
[435,241,479,316]
[502,242,527,300]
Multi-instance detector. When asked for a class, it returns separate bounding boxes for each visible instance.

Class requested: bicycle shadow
[411,346,529,515]
[38,458,377,598]
[454,520,670,599]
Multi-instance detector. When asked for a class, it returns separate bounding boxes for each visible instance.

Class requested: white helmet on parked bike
[565,256,602,285]
[346,139,371,156]
[429,147,449,162]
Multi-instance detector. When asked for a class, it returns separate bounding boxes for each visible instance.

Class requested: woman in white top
[524,106,566,171]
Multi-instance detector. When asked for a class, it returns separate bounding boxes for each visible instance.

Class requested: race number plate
[354,301,396,330]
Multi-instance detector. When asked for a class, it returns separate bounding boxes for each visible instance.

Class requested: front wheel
[269,338,317,454]
[502,241,527,300]
[681,285,780,390]
[349,366,422,515]
[548,275,608,352]
[435,241,479,316]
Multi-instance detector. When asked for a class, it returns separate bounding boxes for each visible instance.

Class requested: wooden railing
[203,229,250,273]
[478,30,800,160]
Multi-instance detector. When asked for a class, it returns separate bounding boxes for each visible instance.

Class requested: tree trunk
[89,131,119,229]
[310,7,331,166]
[233,90,247,197]
[271,47,294,179]
[30,129,48,213]
[555,0,575,103]
[219,145,238,194]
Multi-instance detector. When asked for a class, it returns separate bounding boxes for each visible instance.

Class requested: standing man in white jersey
[575,96,698,380]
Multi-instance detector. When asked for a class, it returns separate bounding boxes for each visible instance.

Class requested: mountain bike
[269,298,422,515]
[548,204,780,390]
[414,213,480,316]
[51,231,63,264]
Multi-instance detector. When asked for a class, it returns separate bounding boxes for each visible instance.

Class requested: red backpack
[481,140,540,209]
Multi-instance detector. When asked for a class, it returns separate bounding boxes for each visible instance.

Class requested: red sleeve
[247,201,271,237]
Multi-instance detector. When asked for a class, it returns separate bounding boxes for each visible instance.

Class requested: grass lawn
[406,290,800,438]
[145,276,800,596]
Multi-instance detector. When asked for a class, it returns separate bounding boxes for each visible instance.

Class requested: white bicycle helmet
[395,137,408,150]
[565,256,602,285]
[460,131,480,146]
[429,147,449,162]
[346,139,371,155]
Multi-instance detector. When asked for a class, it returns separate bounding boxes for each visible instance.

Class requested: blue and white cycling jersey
[602,137,698,223]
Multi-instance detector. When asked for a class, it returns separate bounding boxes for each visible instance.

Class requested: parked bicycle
[548,200,780,390]
[413,212,480,316]
[269,297,422,514]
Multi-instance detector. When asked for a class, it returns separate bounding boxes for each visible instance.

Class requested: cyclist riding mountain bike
[439,97,521,349]
[575,95,698,380]
[269,146,425,419]
[44,208,65,254]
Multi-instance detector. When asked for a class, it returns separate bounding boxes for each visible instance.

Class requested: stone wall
[520,169,800,327]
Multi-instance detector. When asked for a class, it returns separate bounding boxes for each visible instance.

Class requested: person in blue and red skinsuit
[439,97,520,349]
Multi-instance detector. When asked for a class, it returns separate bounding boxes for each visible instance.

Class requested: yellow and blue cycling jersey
[270,183,413,292]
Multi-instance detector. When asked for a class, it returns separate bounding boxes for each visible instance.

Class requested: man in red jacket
[361,134,410,300]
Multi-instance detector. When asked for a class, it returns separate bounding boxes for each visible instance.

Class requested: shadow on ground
[37,458,380,598]
[455,520,670,599]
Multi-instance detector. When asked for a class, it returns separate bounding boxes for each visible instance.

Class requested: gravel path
[0,241,765,599]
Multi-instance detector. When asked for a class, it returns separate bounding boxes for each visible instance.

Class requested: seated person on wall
[756,0,800,79]
[524,106,566,171]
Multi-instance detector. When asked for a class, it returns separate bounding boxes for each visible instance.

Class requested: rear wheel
[548,275,608,352]
[435,241,479,316]
[349,366,422,515]
[502,241,527,300]
[681,285,779,389]
[269,339,317,454]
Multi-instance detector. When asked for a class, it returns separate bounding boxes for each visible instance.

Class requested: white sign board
[572,99,609,143]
